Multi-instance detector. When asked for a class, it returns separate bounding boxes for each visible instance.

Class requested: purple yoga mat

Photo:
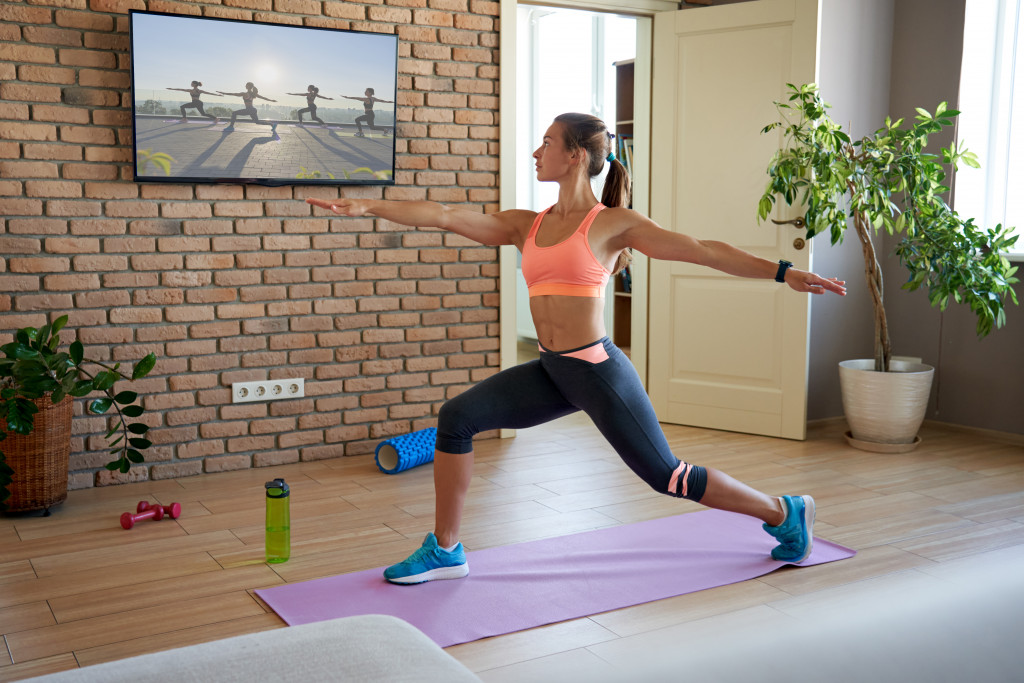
[256,509,855,648]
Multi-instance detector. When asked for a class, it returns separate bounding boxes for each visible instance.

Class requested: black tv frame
[128,10,398,187]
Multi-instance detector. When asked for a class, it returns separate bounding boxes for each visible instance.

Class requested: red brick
[470,0,499,13]
[454,13,492,30]
[25,180,82,198]
[141,186,193,201]
[74,289,130,309]
[61,87,119,108]
[43,274,98,292]
[0,199,44,219]
[57,49,116,69]
[430,0,467,9]
[78,68,130,89]
[23,26,82,46]
[56,10,114,30]
[0,44,56,65]
[83,147,130,163]
[72,254,128,271]
[0,104,30,121]
[4,123,59,143]
[438,28,477,46]
[82,32,128,52]
[61,163,117,180]
[45,200,102,217]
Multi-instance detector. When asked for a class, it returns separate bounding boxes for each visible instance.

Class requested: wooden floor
[2,415,1023,681]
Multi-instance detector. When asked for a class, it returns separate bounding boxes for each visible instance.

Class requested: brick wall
[0,0,502,489]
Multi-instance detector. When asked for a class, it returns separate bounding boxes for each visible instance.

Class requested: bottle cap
[265,478,289,498]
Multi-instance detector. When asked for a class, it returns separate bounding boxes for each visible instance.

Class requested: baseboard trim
[920,420,1024,446]
[808,416,1024,446]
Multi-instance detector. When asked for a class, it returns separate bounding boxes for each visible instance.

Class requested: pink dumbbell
[136,500,182,520]
[120,504,164,529]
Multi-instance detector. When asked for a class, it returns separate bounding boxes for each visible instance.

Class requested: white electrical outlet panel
[232,378,305,404]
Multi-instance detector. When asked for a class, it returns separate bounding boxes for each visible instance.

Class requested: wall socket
[232,378,305,404]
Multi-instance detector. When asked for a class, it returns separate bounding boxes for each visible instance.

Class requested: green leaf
[129,438,152,450]
[126,449,145,464]
[89,398,113,414]
[132,354,156,380]
[37,323,52,351]
[93,371,117,392]
[113,391,138,405]
[128,422,149,434]
[70,341,83,366]
[122,405,144,418]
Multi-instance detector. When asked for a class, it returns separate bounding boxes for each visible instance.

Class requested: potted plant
[0,315,156,512]
[758,83,1019,451]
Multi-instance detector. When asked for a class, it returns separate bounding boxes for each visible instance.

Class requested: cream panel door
[649,0,819,439]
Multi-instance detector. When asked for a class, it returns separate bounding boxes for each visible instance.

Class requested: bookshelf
[613,59,634,351]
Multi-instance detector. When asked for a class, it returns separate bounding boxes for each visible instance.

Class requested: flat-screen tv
[128,10,398,186]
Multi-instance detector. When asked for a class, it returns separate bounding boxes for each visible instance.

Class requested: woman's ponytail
[601,157,632,209]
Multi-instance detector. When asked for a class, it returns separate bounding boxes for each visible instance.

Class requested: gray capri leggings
[435,337,707,501]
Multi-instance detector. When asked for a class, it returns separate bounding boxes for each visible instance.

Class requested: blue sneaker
[763,495,815,563]
[383,532,469,585]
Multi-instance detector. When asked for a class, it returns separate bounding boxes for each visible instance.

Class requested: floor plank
[6,592,267,663]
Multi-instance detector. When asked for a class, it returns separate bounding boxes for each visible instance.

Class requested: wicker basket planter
[2,394,72,513]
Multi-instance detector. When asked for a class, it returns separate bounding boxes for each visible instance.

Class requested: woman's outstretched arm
[307,197,530,247]
[614,209,846,296]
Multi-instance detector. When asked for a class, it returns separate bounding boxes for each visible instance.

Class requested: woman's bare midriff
[529,295,608,351]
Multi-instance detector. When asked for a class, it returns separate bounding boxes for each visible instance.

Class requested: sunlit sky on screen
[130,12,397,107]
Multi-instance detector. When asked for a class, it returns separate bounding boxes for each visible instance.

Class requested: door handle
[771,217,805,228]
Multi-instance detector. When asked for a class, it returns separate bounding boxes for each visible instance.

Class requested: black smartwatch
[775,260,793,283]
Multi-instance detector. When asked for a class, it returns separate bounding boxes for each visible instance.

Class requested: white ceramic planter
[838,359,935,450]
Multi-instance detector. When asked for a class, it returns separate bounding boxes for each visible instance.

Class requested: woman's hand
[785,268,847,296]
[306,197,372,217]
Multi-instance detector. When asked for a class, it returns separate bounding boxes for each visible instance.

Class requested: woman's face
[533,122,578,182]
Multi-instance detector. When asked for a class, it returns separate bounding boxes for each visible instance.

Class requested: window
[955,0,1024,259]
[515,6,636,211]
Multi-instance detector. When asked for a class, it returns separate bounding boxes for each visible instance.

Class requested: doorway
[510,5,644,366]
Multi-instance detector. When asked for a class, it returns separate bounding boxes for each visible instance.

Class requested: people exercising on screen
[218,82,277,129]
[289,85,333,126]
[167,81,219,123]
[341,88,393,137]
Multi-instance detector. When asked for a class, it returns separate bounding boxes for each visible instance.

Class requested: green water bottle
[265,478,290,563]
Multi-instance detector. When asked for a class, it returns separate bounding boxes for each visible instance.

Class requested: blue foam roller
[374,427,437,474]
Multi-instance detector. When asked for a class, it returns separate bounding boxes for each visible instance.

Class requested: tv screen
[128,10,398,186]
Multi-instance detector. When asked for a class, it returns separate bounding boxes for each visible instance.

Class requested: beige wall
[807,0,895,421]
[0,0,503,489]
[885,0,1024,435]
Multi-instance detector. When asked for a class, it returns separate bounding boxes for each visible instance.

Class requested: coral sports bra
[522,204,611,298]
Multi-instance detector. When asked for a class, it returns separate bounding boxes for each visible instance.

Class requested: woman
[218,82,277,129]
[288,84,332,126]
[340,87,393,137]
[307,113,847,585]
[167,80,219,123]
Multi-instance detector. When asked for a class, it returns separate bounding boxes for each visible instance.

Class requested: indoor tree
[758,83,1018,372]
